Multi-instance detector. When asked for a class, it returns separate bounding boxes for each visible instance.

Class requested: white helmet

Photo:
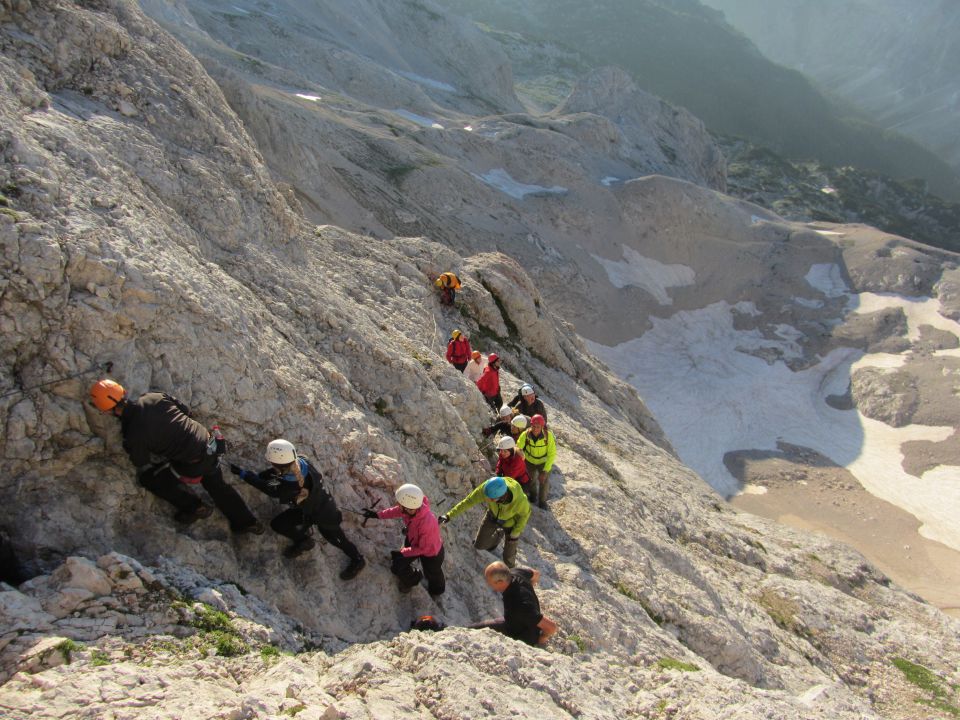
[521,384,535,397]
[497,436,516,451]
[395,483,425,510]
[498,404,513,418]
[511,415,529,430]
[265,439,297,465]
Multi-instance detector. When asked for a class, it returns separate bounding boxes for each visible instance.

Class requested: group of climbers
[82,268,560,647]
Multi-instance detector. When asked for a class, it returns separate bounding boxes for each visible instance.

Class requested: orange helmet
[90,379,126,411]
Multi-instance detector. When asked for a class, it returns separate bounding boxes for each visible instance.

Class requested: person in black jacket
[230,439,366,580]
[470,561,557,646]
[507,384,547,424]
[90,380,262,534]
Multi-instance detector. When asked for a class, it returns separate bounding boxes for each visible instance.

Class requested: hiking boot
[283,537,316,558]
[174,504,213,524]
[236,521,266,535]
[538,499,549,511]
[339,556,366,580]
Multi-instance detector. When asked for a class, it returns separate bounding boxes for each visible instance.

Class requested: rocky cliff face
[1,0,960,718]
[703,0,960,175]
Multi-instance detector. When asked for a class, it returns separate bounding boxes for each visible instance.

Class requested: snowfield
[588,264,960,552]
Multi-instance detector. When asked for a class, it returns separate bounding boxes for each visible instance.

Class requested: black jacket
[121,393,209,468]
[507,394,547,423]
[502,568,543,646]
[239,457,341,526]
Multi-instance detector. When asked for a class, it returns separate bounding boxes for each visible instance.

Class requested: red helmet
[487,353,499,364]
[530,414,545,427]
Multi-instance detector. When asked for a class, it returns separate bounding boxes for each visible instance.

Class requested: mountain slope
[435,0,960,201]
[702,0,960,174]
[1,0,960,718]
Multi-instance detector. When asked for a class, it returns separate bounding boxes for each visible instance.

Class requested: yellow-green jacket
[517,428,556,472]
[447,477,531,539]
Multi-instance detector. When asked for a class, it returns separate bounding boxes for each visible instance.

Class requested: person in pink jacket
[363,484,445,596]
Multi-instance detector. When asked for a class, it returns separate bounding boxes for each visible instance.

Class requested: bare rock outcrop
[555,66,727,191]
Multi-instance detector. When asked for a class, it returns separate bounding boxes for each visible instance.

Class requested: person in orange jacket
[435,272,461,306]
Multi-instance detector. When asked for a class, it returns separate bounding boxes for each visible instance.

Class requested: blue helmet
[483,476,508,499]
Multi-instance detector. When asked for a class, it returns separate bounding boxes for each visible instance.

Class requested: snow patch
[601,176,620,187]
[294,94,321,102]
[396,71,457,93]
[473,169,567,199]
[392,109,444,129]
[739,484,768,496]
[587,293,960,552]
[814,230,844,236]
[591,246,695,305]
[806,263,849,297]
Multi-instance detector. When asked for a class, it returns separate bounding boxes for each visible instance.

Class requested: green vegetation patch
[55,639,83,664]
[656,657,700,672]
[615,581,638,601]
[90,649,111,667]
[892,657,960,717]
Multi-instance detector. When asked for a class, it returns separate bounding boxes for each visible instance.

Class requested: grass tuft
[656,657,700,672]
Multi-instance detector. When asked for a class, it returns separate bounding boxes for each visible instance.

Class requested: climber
[90,379,263,534]
[516,414,556,510]
[439,476,530,568]
[229,439,365,579]
[435,271,461,306]
[463,350,487,383]
[475,352,502,412]
[445,329,472,372]
[362,483,445,596]
[481,404,515,438]
[494,436,530,497]
[509,414,529,440]
[507,384,547,424]
[469,561,557,647]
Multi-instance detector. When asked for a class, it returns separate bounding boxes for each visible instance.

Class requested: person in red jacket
[445,329,472,371]
[495,436,530,496]
[476,352,502,411]
[363,483,445,596]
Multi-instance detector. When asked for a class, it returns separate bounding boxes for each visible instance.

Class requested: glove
[362,509,379,519]
[438,514,449,525]
[229,464,243,476]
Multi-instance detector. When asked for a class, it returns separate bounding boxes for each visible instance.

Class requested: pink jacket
[376,496,443,558]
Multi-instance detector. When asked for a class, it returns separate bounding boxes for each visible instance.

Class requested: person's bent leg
[473,513,502,551]
[421,546,446,596]
[139,464,203,513]
[271,508,310,542]
[317,521,365,579]
[538,471,550,510]
[195,460,258,531]
[390,551,423,591]
[502,535,519,568]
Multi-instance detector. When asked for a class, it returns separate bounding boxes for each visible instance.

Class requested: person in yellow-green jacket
[439,476,530,568]
[516,414,556,510]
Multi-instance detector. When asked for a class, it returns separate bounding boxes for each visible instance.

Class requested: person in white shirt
[463,350,487,383]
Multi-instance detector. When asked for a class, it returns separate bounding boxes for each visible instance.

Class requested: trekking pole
[0,361,114,401]
[345,498,383,528]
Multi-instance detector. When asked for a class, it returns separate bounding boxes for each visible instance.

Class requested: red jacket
[376,496,443,558]
[476,365,500,398]
[446,337,472,365]
[496,450,529,485]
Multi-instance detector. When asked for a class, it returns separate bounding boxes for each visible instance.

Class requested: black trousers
[138,457,256,531]
[452,361,468,372]
[271,507,362,561]
[391,546,446,595]
[484,392,503,412]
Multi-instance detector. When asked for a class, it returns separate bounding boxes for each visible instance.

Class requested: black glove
[438,514,449,525]
[362,509,378,519]
[229,464,243,476]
